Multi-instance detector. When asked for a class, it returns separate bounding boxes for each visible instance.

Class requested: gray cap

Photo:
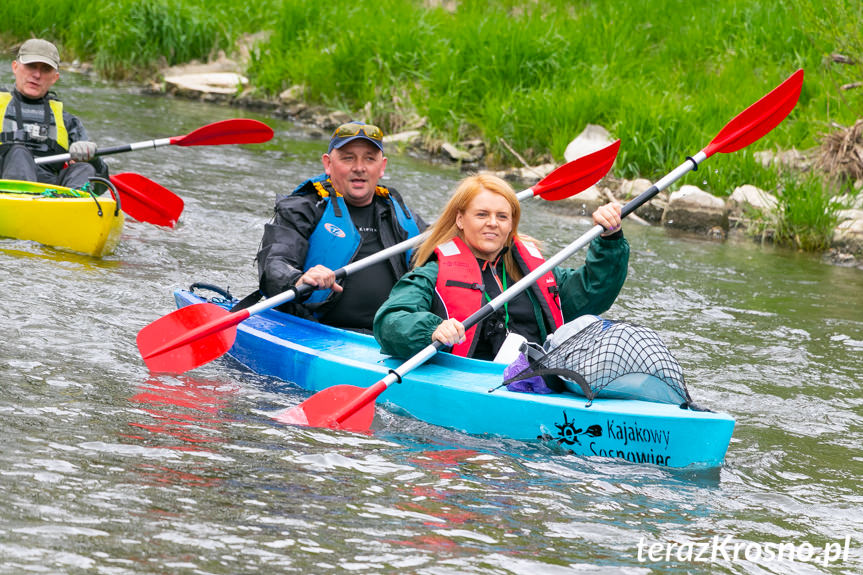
[17,39,60,70]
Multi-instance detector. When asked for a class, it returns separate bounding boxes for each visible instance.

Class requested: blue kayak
[174,289,735,468]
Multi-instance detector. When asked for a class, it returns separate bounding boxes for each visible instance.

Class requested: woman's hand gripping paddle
[136,140,622,375]
[277,69,804,433]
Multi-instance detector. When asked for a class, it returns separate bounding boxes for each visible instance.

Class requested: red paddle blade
[110,173,184,228]
[273,385,377,432]
[704,69,803,157]
[138,303,240,373]
[532,140,621,201]
[171,119,274,147]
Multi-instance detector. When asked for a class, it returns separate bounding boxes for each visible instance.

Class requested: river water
[1,72,861,574]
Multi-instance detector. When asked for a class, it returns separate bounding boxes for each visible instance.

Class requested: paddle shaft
[36,138,178,166]
[34,118,275,166]
[242,233,426,318]
[621,151,706,219]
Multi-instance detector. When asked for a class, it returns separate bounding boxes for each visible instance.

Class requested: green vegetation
[774,174,842,252]
[0,0,271,77]
[2,0,861,250]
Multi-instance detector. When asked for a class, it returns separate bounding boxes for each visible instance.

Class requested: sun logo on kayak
[324,223,346,238]
[539,411,602,446]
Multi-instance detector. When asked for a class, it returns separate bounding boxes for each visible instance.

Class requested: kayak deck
[174,289,735,468]
[0,179,124,257]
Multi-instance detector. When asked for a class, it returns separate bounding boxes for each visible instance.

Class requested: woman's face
[456,189,513,261]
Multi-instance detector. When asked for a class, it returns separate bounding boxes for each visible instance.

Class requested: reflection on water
[0,243,124,267]
[0,71,861,574]
[125,377,238,451]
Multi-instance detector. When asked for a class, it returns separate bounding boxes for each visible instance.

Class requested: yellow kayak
[0,179,124,257]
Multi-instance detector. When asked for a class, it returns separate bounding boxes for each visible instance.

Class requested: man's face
[12,60,59,99]
[322,140,387,207]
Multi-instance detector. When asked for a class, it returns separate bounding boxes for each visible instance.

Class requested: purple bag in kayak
[503,353,555,394]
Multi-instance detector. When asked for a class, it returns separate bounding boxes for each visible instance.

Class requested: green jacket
[373,234,630,358]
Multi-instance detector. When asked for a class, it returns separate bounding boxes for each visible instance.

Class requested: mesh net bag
[503,319,705,409]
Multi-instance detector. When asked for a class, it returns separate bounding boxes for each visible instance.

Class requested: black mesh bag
[503,319,709,410]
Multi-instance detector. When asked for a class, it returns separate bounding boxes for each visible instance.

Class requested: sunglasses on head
[332,122,383,141]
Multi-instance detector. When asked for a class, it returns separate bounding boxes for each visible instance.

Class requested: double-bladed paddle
[35,119,275,165]
[35,119,274,227]
[137,139,622,374]
[274,68,804,433]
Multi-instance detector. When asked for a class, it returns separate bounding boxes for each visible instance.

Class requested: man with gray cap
[1,38,108,188]
[254,120,426,331]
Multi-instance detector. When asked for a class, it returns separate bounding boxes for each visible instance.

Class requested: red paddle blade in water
[110,173,185,228]
[704,69,803,157]
[170,119,275,147]
[138,303,242,373]
[273,384,378,432]
[532,140,620,201]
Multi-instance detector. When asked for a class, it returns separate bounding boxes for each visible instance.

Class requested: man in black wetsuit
[255,121,426,332]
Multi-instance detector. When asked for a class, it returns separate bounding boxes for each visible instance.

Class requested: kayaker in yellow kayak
[373,173,629,360]
[255,121,427,331]
[0,38,108,188]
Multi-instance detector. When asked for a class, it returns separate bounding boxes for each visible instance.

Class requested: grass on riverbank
[744,172,845,251]
[2,0,861,251]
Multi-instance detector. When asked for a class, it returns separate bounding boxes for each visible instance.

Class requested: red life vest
[512,238,564,327]
[434,236,563,357]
